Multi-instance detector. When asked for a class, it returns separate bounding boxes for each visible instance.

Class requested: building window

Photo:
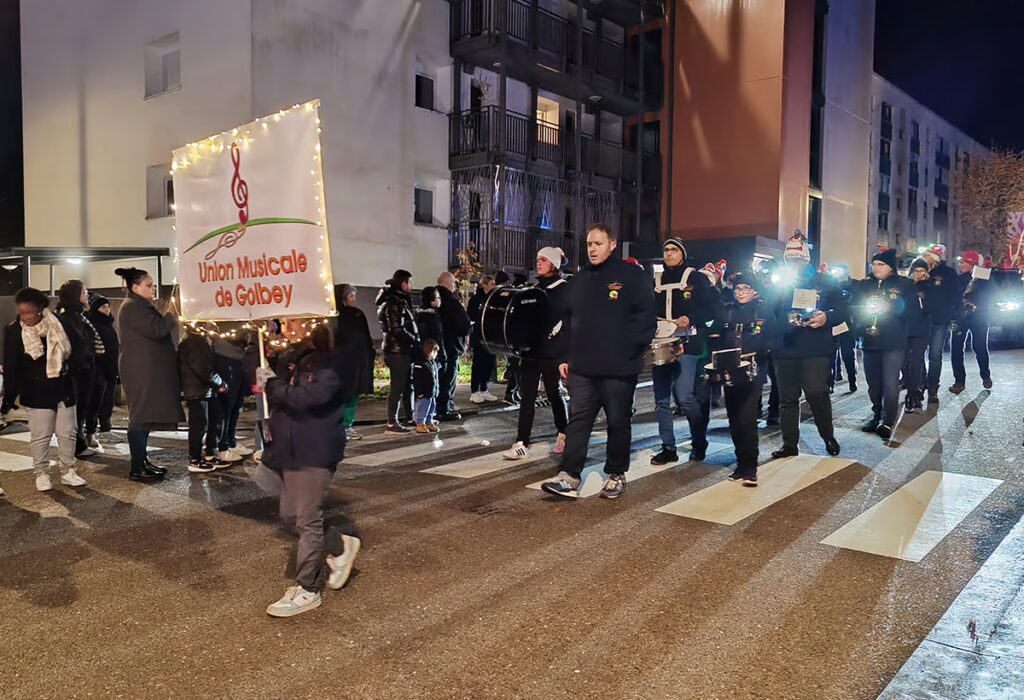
[881,102,892,123]
[896,196,902,211]
[910,220,917,238]
[880,140,891,159]
[145,33,181,98]
[415,74,434,111]
[880,173,891,193]
[878,211,888,230]
[414,187,434,225]
[146,163,174,219]
[911,120,920,139]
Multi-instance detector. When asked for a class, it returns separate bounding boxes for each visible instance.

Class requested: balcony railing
[448,222,584,272]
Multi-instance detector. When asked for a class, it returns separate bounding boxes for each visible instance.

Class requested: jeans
[470,341,495,392]
[864,348,904,427]
[559,373,638,479]
[437,351,460,414]
[926,324,949,392]
[952,318,991,384]
[213,356,243,451]
[85,372,114,435]
[415,397,436,425]
[384,352,413,425]
[72,367,94,455]
[516,358,568,445]
[725,378,763,471]
[252,464,345,595]
[186,398,208,461]
[26,403,77,474]
[653,353,707,453]
[341,397,358,430]
[774,356,834,450]
[832,332,857,384]
[127,427,150,469]
[504,357,521,400]
[905,336,929,404]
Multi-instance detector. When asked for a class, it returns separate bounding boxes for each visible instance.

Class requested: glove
[255,366,277,389]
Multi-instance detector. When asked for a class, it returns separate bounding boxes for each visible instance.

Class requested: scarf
[21,308,72,378]
[82,313,105,355]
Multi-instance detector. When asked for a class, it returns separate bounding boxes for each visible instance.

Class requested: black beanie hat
[90,295,111,313]
[909,257,929,273]
[872,248,897,270]
[663,237,687,257]
[728,270,761,293]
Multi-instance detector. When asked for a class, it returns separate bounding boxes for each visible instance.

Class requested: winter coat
[1,320,76,411]
[262,345,348,472]
[178,332,226,400]
[653,263,718,328]
[908,280,936,338]
[768,267,844,359]
[467,289,488,346]
[413,356,439,399]
[88,309,120,380]
[925,262,959,325]
[58,309,96,375]
[415,308,446,365]
[334,305,375,396]
[117,292,182,430]
[437,286,471,355]
[524,273,572,362]
[711,297,772,360]
[853,274,916,351]
[375,285,420,355]
[956,271,993,324]
[564,257,657,376]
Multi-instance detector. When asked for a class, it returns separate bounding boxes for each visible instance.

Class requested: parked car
[988,269,1024,347]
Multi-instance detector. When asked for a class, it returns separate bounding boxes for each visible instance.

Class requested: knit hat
[495,271,511,286]
[929,244,947,259]
[90,295,110,313]
[872,248,897,271]
[699,263,722,286]
[909,257,930,273]
[334,283,356,306]
[663,237,687,257]
[961,250,981,266]
[729,270,760,293]
[784,232,811,262]
[537,246,564,270]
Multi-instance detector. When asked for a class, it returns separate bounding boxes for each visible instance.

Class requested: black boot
[825,438,841,456]
[848,378,858,393]
[861,417,880,433]
[772,446,799,459]
[144,459,168,475]
[129,462,163,482]
[650,449,679,466]
[689,441,708,462]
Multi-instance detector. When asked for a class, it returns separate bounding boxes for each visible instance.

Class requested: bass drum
[480,286,550,358]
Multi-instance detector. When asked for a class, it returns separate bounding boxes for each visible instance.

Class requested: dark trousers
[186,398,208,461]
[212,356,243,451]
[905,337,929,404]
[72,367,94,455]
[516,358,568,445]
[926,323,949,392]
[832,333,857,383]
[85,371,114,435]
[127,428,149,469]
[864,348,904,427]
[384,352,413,425]
[470,341,496,392]
[952,318,991,384]
[760,356,780,421]
[725,378,763,471]
[437,349,460,414]
[253,464,345,595]
[775,356,834,450]
[559,373,638,479]
[504,357,521,400]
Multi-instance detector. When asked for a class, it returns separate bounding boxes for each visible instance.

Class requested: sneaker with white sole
[187,459,216,473]
[469,391,486,404]
[252,450,263,463]
[0,486,5,497]
[385,424,410,435]
[35,473,53,492]
[96,431,120,444]
[479,391,499,402]
[599,473,626,499]
[77,447,99,458]
[231,445,254,457]
[217,449,242,463]
[553,433,566,455]
[266,586,322,618]
[327,534,362,590]
[87,434,100,449]
[503,441,530,461]
[540,471,580,498]
[60,469,87,487]
[345,428,363,441]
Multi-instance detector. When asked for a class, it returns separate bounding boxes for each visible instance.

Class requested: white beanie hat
[538,246,564,269]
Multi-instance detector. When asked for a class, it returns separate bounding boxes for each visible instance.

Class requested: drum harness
[539,278,567,340]
[653,267,699,343]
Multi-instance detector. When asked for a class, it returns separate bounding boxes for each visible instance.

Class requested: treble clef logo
[205,141,250,260]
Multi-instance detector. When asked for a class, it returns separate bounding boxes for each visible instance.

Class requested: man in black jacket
[650,236,720,466]
[769,233,842,458]
[949,250,993,394]
[541,224,656,499]
[503,246,571,461]
[829,264,858,393]
[921,244,958,403]
[435,271,471,421]
[905,258,936,413]
[375,269,420,433]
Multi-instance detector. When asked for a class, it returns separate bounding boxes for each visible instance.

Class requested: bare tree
[959,148,1024,264]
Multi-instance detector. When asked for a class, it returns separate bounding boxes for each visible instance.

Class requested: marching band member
[904,258,936,413]
[540,224,656,499]
[921,244,957,404]
[854,249,915,439]
[949,250,994,394]
[503,246,571,460]
[648,237,720,466]
[829,263,858,393]
[768,233,841,458]
[710,269,771,485]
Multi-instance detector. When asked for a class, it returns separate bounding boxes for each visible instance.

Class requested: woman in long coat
[115,266,181,481]
[334,284,375,440]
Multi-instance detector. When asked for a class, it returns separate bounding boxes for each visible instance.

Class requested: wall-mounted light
[65,258,82,265]
[1,264,18,271]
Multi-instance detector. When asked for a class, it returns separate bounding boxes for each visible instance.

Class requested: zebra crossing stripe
[422,442,553,478]
[347,435,484,467]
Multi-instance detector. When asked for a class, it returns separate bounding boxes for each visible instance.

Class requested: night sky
[0,1,1021,247]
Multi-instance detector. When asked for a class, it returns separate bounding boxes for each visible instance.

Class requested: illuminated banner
[172,100,336,320]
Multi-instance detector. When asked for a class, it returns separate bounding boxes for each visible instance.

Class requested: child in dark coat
[178,330,228,472]
[412,338,441,434]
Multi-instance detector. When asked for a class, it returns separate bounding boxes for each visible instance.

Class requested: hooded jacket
[375,284,420,355]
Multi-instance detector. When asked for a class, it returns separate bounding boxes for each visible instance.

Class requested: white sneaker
[230,445,254,457]
[480,391,499,402]
[77,447,99,458]
[326,534,362,590]
[503,441,530,461]
[0,486,6,497]
[345,428,363,440]
[553,433,567,455]
[35,473,53,492]
[252,449,263,463]
[218,450,242,463]
[96,431,120,444]
[60,469,87,487]
[266,585,322,618]
[87,434,100,449]
[469,391,486,404]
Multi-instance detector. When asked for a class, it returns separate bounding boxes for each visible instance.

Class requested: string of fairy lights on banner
[168,98,336,312]
[182,318,333,349]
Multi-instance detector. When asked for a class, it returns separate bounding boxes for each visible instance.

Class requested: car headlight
[997,301,1021,312]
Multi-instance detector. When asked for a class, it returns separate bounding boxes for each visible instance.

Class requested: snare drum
[649,337,683,366]
[702,360,757,387]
